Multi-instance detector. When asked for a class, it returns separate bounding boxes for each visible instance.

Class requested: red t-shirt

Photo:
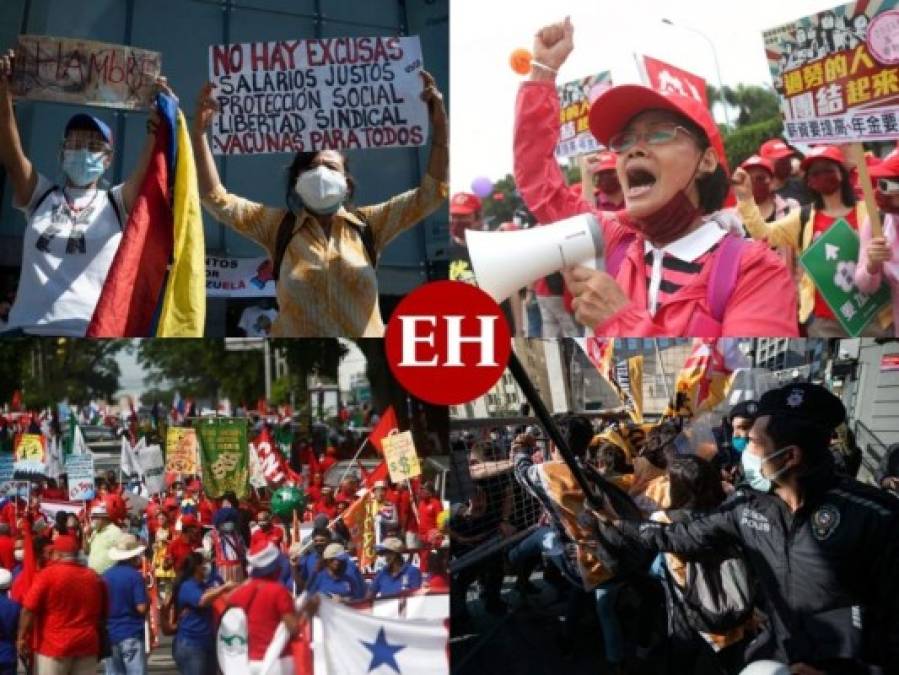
[811,209,858,320]
[227,578,295,660]
[23,561,107,658]
[313,501,338,520]
[0,534,15,570]
[168,535,195,571]
[417,497,443,538]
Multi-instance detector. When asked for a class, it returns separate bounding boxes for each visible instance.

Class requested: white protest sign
[140,444,166,495]
[66,453,96,501]
[208,36,428,155]
[207,256,277,298]
[381,430,421,483]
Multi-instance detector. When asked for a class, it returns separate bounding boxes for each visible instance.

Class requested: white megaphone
[738,661,791,675]
[465,213,604,303]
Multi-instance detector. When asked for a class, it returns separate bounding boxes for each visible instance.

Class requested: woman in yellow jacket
[733,144,890,337]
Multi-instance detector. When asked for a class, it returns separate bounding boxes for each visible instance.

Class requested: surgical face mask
[875,188,899,215]
[175,490,184,498]
[773,158,792,181]
[741,446,791,492]
[807,172,842,196]
[751,177,772,204]
[14,550,24,562]
[731,436,749,453]
[294,165,348,215]
[221,522,235,533]
[61,149,107,187]
[628,157,706,246]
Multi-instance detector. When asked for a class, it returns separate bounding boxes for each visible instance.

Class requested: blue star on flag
[361,626,406,673]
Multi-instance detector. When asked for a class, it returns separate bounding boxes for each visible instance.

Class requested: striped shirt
[202,173,448,337]
[643,220,727,314]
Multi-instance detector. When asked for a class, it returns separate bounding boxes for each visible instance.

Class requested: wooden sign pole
[847,142,882,238]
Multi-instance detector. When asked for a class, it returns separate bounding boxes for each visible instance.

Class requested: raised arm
[732,168,803,250]
[191,81,224,197]
[0,49,37,207]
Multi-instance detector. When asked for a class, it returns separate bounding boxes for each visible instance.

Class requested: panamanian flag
[318,597,447,674]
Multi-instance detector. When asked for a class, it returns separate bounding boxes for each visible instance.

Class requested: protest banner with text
[12,34,161,110]
[763,1,899,144]
[166,427,199,475]
[14,433,47,477]
[555,71,613,160]
[207,256,276,298]
[197,418,249,498]
[208,36,428,156]
[381,430,421,483]
[66,453,96,501]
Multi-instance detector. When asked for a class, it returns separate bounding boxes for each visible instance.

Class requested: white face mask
[294,165,348,214]
[14,550,24,562]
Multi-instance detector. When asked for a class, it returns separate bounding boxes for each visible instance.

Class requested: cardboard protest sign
[12,34,161,110]
[0,455,17,498]
[65,453,96,501]
[207,256,276,298]
[14,433,47,476]
[196,418,249,498]
[166,427,199,475]
[763,1,899,144]
[641,55,708,107]
[208,36,429,156]
[555,71,613,159]
[139,443,166,494]
[799,218,891,335]
[381,431,421,483]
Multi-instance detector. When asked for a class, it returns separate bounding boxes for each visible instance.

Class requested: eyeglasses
[61,140,111,153]
[608,123,696,154]
[878,178,899,195]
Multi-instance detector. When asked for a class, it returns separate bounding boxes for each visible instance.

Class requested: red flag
[361,461,389,488]
[254,427,301,487]
[86,123,173,336]
[368,406,398,454]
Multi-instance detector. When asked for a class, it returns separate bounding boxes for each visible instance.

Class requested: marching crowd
[449,17,899,340]
[450,382,899,674]
[0,427,449,675]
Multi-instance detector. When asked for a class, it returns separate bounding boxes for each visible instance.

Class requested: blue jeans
[595,580,625,665]
[172,638,214,675]
[105,637,147,675]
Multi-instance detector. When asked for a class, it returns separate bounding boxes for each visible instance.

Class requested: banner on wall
[555,71,613,159]
[763,1,899,144]
[206,256,277,298]
[208,35,429,155]
[11,34,161,110]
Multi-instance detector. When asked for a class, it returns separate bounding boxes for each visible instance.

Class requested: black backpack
[33,185,124,229]
[667,510,756,634]
[271,209,377,282]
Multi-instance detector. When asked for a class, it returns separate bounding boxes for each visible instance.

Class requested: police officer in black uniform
[600,383,899,673]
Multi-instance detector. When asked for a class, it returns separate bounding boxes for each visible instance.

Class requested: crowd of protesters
[449,382,899,674]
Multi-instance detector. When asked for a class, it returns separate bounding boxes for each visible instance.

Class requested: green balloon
[271,485,306,519]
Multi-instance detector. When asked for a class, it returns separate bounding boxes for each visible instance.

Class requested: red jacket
[514,81,798,337]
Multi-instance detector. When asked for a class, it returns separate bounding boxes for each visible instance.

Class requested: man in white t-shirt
[0,48,172,336]
[238,302,279,337]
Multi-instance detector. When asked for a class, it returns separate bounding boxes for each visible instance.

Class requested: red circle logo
[384,281,511,405]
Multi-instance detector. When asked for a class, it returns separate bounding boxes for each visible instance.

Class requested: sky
[115,339,368,402]
[449,0,845,194]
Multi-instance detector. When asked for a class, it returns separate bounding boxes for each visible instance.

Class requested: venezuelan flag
[86,94,205,337]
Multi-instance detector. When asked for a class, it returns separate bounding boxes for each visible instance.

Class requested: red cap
[869,149,899,178]
[740,154,775,175]
[759,139,796,160]
[800,145,846,171]
[590,150,618,174]
[180,514,199,528]
[450,192,482,216]
[52,534,80,554]
[588,85,729,175]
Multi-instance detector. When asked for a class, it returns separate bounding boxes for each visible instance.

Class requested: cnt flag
[318,596,448,675]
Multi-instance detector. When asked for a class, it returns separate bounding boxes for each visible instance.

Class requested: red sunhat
[590,150,618,174]
[869,149,899,178]
[740,154,775,175]
[759,138,796,160]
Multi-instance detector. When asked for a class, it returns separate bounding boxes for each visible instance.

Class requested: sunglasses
[877,178,899,195]
[608,123,696,154]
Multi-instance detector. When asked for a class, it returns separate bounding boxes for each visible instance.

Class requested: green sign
[196,418,249,498]
[799,219,890,337]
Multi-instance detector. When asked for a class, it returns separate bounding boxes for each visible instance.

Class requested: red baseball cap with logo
[869,148,899,178]
[588,84,729,175]
[740,154,775,175]
[800,145,846,171]
[450,192,482,216]
[759,139,796,160]
[590,150,618,174]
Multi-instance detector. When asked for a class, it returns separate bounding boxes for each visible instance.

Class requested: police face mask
[294,166,347,215]
[741,445,791,492]
[61,149,107,187]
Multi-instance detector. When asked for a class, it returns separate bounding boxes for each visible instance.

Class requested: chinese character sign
[208,36,428,155]
[12,35,161,110]
[555,71,613,159]
[641,56,709,107]
[381,431,421,483]
[763,1,899,144]
[799,219,891,336]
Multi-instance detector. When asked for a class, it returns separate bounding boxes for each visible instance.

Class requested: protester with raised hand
[0,48,173,337]
[855,148,899,336]
[733,145,891,337]
[516,18,797,337]
[190,72,449,337]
